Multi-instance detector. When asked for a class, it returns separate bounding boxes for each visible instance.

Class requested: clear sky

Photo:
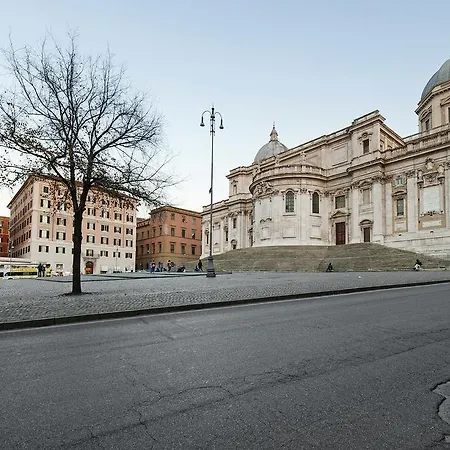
[0,0,449,217]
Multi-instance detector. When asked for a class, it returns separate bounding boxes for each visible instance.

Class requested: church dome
[421,58,450,100]
[253,125,288,164]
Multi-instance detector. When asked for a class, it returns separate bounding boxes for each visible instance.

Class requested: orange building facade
[0,216,9,257]
[136,206,202,270]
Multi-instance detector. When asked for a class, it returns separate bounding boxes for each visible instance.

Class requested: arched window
[312,192,319,214]
[285,191,295,213]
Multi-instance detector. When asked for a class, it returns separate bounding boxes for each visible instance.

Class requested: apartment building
[7,176,137,275]
[0,216,9,257]
[136,206,202,270]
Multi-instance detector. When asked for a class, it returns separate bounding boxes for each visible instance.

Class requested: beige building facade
[8,176,137,274]
[202,58,450,259]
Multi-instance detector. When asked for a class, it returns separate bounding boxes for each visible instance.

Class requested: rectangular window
[43,186,49,193]
[39,229,50,238]
[114,226,121,233]
[101,237,109,244]
[181,215,186,223]
[181,229,186,238]
[125,228,133,235]
[312,192,320,214]
[396,198,405,216]
[181,244,186,255]
[113,238,121,246]
[40,199,50,208]
[158,242,162,253]
[113,251,121,258]
[126,239,133,247]
[170,242,175,254]
[362,189,371,204]
[171,227,175,237]
[159,226,162,235]
[225,230,229,242]
[101,210,110,219]
[425,119,430,131]
[56,231,66,240]
[171,213,176,220]
[56,218,67,226]
[38,245,49,253]
[191,245,196,256]
[362,139,370,154]
[40,215,50,224]
[335,195,345,209]
[100,250,109,257]
[87,235,95,243]
[152,228,156,237]
[101,224,109,232]
[125,252,133,258]
[86,249,94,257]
[87,222,96,230]
[56,247,66,254]
[233,218,237,229]
[191,230,196,239]
[394,176,406,186]
[152,243,156,254]
[285,192,295,213]
[192,217,196,225]
[115,213,122,220]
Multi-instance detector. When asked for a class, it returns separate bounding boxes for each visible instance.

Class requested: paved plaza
[1,270,450,329]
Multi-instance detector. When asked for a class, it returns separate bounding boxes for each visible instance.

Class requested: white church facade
[201,58,450,259]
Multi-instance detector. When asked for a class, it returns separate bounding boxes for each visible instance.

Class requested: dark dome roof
[421,58,450,100]
[253,125,288,163]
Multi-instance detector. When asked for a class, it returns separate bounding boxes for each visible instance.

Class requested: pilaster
[372,179,384,243]
[406,171,418,233]
[350,186,359,243]
[299,188,309,242]
[385,182,393,236]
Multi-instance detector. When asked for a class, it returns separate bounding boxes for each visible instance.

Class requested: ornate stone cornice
[253,181,279,199]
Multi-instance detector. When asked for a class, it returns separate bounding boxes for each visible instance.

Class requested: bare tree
[0,34,175,294]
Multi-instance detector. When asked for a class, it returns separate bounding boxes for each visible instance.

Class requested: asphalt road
[1,284,450,449]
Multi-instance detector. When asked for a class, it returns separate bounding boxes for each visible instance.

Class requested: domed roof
[421,58,450,100]
[253,125,288,164]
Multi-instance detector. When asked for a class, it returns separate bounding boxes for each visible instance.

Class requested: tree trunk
[72,210,83,294]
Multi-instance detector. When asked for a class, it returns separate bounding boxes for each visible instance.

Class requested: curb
[1,279,450,332]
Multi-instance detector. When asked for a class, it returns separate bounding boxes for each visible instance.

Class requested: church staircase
[197,244,450,272]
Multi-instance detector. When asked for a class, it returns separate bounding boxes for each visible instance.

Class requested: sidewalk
[1,270,450,330]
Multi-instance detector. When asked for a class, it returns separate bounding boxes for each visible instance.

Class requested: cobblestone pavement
[1,271,450,325]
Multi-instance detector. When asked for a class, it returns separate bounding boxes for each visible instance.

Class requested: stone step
[196,243,450,272]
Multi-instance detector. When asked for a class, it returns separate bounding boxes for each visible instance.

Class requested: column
[350,186,359,243]
[372,179,384,243]
[407,171,418,234]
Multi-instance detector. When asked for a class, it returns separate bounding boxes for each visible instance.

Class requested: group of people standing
[146,259,203,273]
[37,263,49,277]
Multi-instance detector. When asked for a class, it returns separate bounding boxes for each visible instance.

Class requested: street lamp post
[200,105,224,278]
